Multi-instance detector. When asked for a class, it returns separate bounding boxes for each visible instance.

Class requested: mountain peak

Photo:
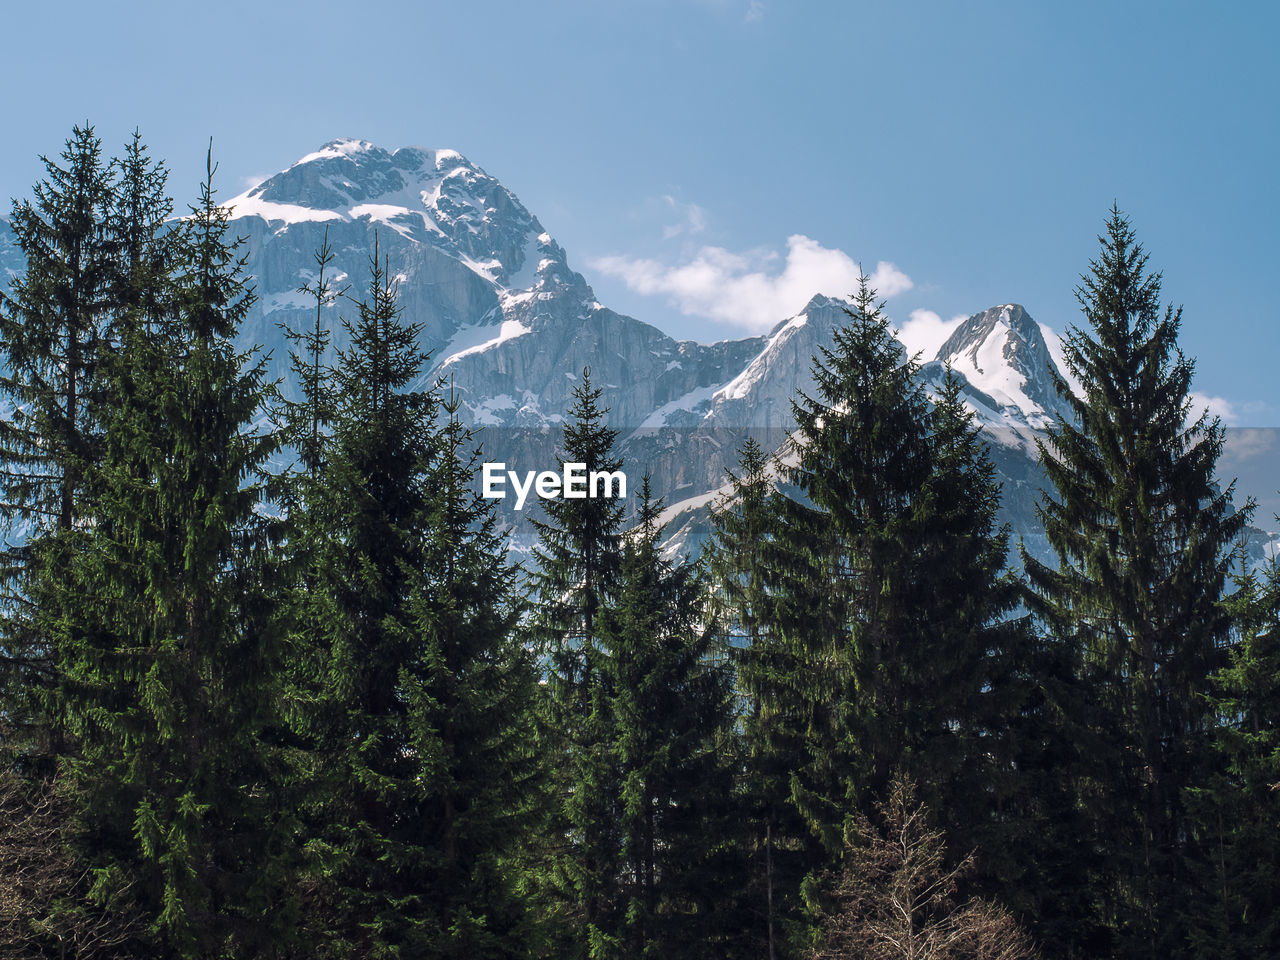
[934,303,1070,427]
[229,139,480,217]
[297,138,380,163]
[936,303,1039,361]
[219,138,568,292]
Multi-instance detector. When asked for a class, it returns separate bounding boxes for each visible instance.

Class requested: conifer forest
[1,126,1276,960]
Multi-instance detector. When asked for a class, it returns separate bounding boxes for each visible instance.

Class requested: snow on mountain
[0,150,1109,566]
[223,139,582,398]
[930,303,1074,430]
[226,139,558,290]
[1,137,1264,565]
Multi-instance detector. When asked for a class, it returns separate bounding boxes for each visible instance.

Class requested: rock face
[0,140,1264,565]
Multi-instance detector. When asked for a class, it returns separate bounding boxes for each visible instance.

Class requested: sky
[2,0,1277,425]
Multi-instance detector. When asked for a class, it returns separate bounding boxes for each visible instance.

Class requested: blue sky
[3,0,1277,423]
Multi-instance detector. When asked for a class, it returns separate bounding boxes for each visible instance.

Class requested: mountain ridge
[0,139,1266,565]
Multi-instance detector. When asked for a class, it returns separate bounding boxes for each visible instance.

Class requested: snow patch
[440,319,531,364]
[471,394,516,426]
[297,138,377,164]
[715,312,808,402]
[221,195,343,224]
[945,306,1060,427]
[636,383,722,430]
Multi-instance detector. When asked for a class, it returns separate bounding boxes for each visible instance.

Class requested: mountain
[929,303,1075,430]
[0,139,1265,565]
[654,301,1076,563]
[226,140,761,423]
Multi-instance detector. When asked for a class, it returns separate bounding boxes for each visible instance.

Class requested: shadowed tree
[1021,207,1247,957]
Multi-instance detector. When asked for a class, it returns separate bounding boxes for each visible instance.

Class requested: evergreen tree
[407,387,543,957]
[530,367,624,660]
[289,241,442,957]
[768,274,938,858]
[742,275,1023,958]
[63,146,288,958]
[107,130,176,331]
[286,240,537,958]
[281,224,342,484]
[604,478,738,959]
[769,275,1016,842]
[1021,207,1247,957]
[916,371,1027,856]
[0,124,118,762]
[0,123,116,534]
[1185,553,1280,959]
[708,439,807,958]
[527,369,627,958]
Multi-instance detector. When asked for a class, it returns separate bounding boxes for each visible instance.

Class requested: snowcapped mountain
[0,138,1263,565]
[226,139,764,434]
[928,303,1074,431]
[0,142,1103,561]
[653,299,1077,561]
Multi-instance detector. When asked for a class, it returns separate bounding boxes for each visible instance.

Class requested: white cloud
[894,309,965,362]
[591,234,912,333]
[1221,427,1275,465]
[240,173,268,191]
[745,0,765,21]
[661,195,708,240]
[1189,391,1240,426]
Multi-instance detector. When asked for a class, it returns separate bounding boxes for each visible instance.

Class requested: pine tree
[527,369,627,958]
[0,124,118,763]
[744,275,1023,959]
[916,371,1027,853]
[769,274,938,856]
[406,387,543,957]
[1021,206,1247,957]
[0,123,116,534]
[768,275,1017,844]
[289,239,444,957]
[604,478,737,959]
[708,439,807,959]
[107,129,176,331]
[530,367,624,662]
[281,224,343,484]
[61,145,288,958]
[1185,552,1280,959]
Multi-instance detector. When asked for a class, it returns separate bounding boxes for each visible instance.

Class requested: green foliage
[1022,207,1248,957]
[761,273,1020,849]
[3,127,1273,960]
[286,243,538,958]
[1185,554,1280,958]
[709,438,810,957]
[0,124,119,765]
[0,134,296,960]
[526,370,627,957]
[603,478,738,958]
[529,386,740,958]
